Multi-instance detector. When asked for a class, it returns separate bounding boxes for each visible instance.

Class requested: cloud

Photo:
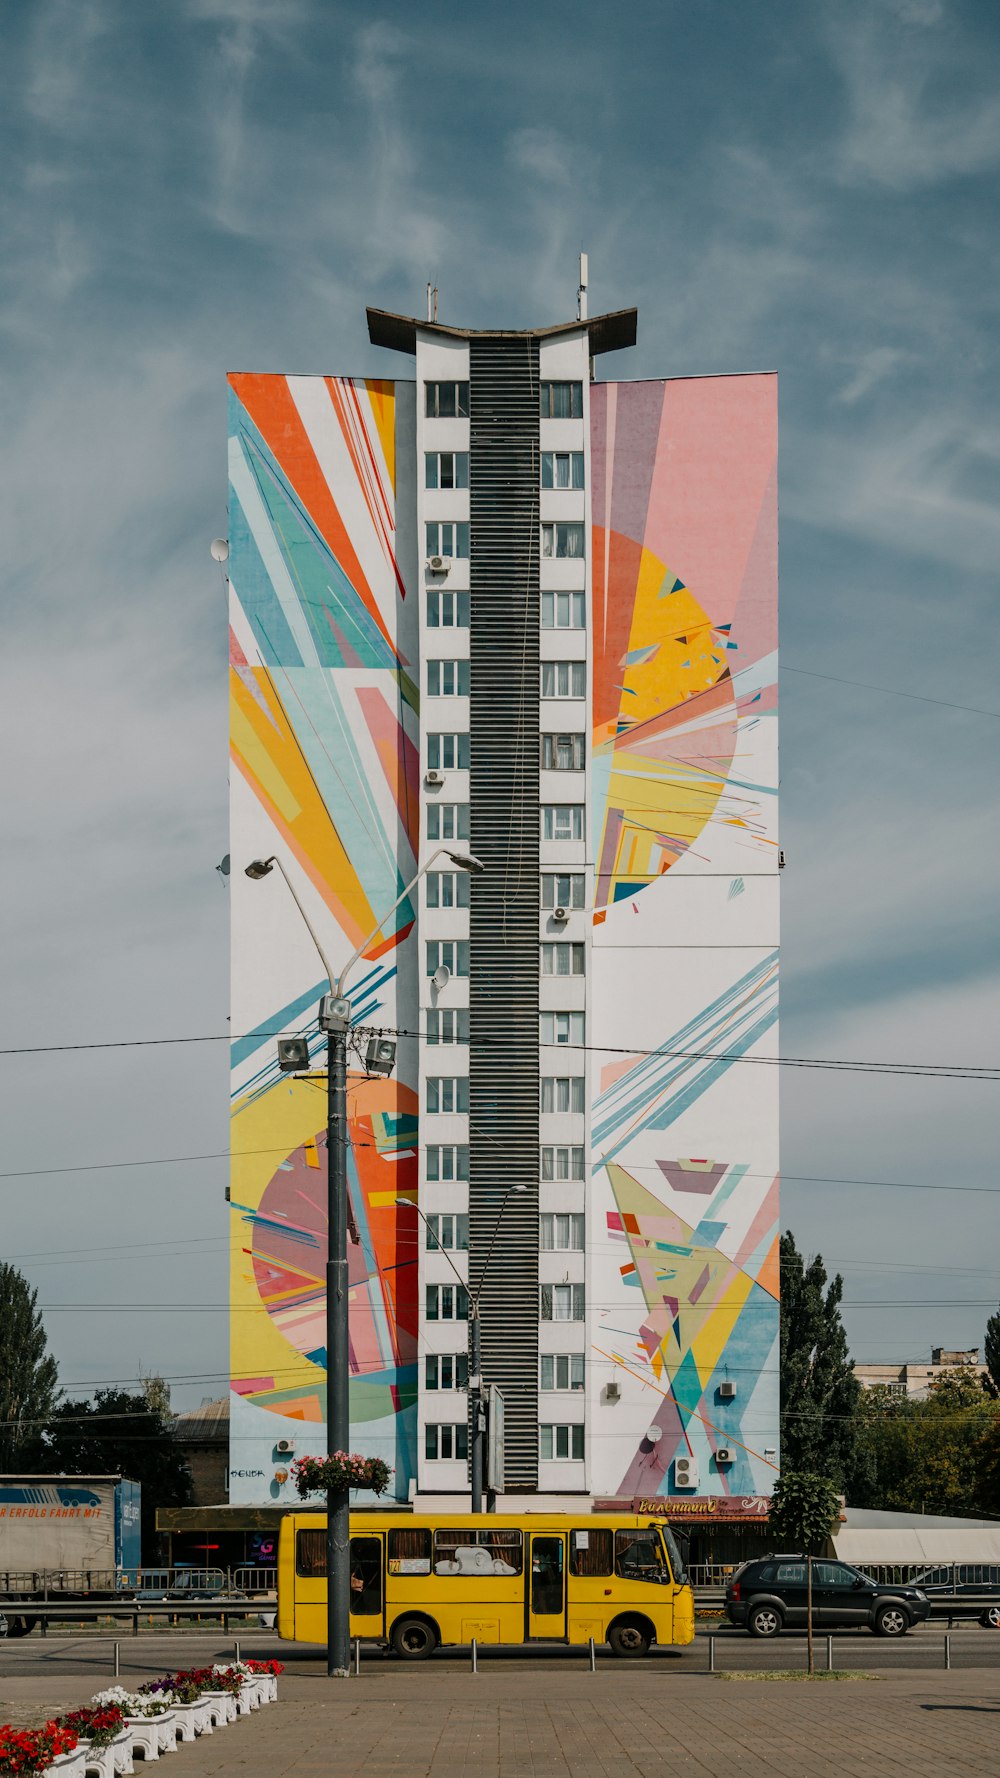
[834,346,909,406]
[829,6,1000,189]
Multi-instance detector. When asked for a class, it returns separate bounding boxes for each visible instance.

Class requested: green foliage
[43,1385,193,1557]
[985,1310,1000,1400]
[780,1233,869,1495]
[857,1367,1000,1517]
[0,1263,60,1472]
[768,1471,842,1555]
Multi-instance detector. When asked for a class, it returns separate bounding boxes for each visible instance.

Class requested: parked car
[910,1567,1000,1629]
[726,1556,930,1638]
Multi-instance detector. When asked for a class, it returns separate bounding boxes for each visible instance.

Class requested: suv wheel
[980,1606,1000,1630]
[873,1604,909,1637]
[748,1604,782,1639]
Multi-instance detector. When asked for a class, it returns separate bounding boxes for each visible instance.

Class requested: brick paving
[6,1664,998,1777]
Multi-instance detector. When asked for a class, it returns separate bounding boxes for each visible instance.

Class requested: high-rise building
[228,295,779,1514]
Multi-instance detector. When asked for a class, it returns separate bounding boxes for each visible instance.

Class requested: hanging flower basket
[291,1453,393,1497]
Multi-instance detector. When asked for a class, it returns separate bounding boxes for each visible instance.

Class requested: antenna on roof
[577,251,588,321]
[432,286,438,322]
[426,283,433,322]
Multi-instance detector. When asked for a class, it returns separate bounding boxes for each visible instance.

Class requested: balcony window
[541,1077,585,1114]
[425,1284,469,1321]
[542,805,585,842]
[541,1283,585,1322]
[541,1146,585,1181]
[541,873,586,910]
[540,1424,585,1460]
[541,1354,585,1391]
[426,940,470,978]
[540,1011,584,1046]
[540,1213,585,1250]
[426,1145,469,1182]
[426,522,469,559]
[540,942,585,976]
[426,1077,469,1115]
[428,733,470,771]
[425,382,469,419]
[541,451,584,489]
[426,1008,469,1045]
[542,522,585,560]
[541,661,586,699]
[427,660,470,697]
[425,1422,470,1459]
[425,1354,469,1390]
[542,591,585,630]
[426,1213,469,1252]
[425,451,469,489]
[541,734,585,772]
[426,589,469,628]
[540,382,583,419]
[426,804,469,841]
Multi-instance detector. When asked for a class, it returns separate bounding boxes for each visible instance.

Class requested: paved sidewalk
[6,1665,999,1776]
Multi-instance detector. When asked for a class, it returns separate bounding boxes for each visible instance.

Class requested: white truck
[0,1474,141,1637]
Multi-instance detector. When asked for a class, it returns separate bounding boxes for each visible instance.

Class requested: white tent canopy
[834,1507,1000,1566]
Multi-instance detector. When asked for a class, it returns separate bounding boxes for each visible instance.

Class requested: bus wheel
[390,1616,439,1660]
[608,1617,652,1658]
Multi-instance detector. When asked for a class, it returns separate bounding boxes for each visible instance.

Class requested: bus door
[527,1532,567,1640]
[349,1533,385,1639]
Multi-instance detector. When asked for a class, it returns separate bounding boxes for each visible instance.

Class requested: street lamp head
[445,850,485,875]
[244,857,276,881]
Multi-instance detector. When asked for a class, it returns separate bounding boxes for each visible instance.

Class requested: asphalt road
[3,1624,1000,1678]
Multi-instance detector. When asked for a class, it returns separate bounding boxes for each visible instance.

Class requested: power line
[0,1027,996,1080]
[780,663,1000,720]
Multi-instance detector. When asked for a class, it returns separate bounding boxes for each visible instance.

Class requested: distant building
[855,1349,987,1401]
[173,1399,229,1507]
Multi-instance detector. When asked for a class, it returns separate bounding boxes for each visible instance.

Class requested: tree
[43,1382,193,1556]
[780,1233,869,1496]
[858,1367,999,1518]
[0,1263,60,1472]
[767,1470,842,1674]
[985,1309,1000,1400]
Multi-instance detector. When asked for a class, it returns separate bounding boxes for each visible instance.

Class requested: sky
[1,0,997,1413]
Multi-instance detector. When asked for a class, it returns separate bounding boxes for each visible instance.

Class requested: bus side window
[387,1527,431,1575]
[570,1529,613,1577]
[615,1529,669,1582]
[296,1530,326,1577]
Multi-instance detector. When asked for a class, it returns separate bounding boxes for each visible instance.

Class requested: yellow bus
[278,1511,695,1659]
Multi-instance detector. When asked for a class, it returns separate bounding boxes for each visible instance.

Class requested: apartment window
[426,1077,469,1115]
[541,1354,585,1391]
[541,522,585,560]
[541,734,585,772]
[540,1424,585,1461]
[426,804,469,841]
[427,589,469,628]
[540,382,583,419]
[426,1145,469,1182]
[425,451,469,489]
[542,873,586,910]
[425,1353,469,1391]
[428,732,470,771]
[426,1008,470,1045]
[425,1422,469,1460]
[426,939,470,978]
[541,451,584,490]
[426,1213,469,1252]
[541,942,585,976]
[541,1146,586,1181]
[541,1077,585,1114]
[541,1283,585,1321]
[540,1011,584,1046]
[426,522,469,560]
[540,1213,585,1251]
[425,382,469,419]
[425,1284,469,1321]
[542,661,586,699]
[542,591,586,630]
[426,870,471,909]
[427,660,470,697]
[542,805,585,842]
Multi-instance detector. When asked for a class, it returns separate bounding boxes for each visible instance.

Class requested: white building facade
[228,303,780,1513]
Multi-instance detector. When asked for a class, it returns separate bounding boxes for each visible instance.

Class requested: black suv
[726,1556,930,1638]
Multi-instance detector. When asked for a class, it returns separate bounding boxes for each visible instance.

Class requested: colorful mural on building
[228,374,420,1503]
[588,377,779,1498]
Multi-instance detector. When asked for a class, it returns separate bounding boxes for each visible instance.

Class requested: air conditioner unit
[426,555,449,573]
[604,1381,621,1404]
[552,906,570,924]
[275,1438,296,1456]
[674,1454,699,1490]
[425,768,444,786]
[719,1380,737,1401]
[716,1447,735,1465]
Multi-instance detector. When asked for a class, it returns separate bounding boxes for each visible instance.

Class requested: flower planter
[166,1704,200,1745]
[236,1684,258,1717]
[120,1713,176,1763]
[45,1746,87,1777]
[77,1743,114,1778]
[110,1728,133,1776]
[196,1696,228,1731]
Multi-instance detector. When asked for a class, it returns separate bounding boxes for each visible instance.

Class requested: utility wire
[780,663,1000,720]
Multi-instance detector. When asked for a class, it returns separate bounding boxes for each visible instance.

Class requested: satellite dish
[432,964,451,991]
[216,854,231,878]
[210,538,230,563]
[645,1425,663,1443]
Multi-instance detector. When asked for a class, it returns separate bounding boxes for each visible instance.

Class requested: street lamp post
[246,846,483,1676]
[398,1184,525,1514]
